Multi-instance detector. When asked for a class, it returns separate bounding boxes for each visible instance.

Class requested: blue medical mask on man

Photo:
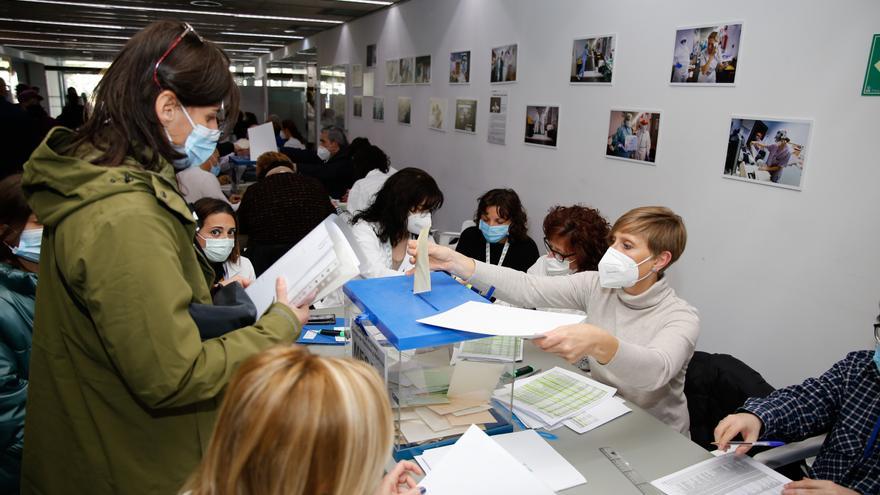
[8,227,43,264]
[167,105,221,170]
[479,220,509,244]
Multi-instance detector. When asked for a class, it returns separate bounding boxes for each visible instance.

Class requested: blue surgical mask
[10,227,42,263]
[167,105,221,170]
[874,343,880,373]
[479,220,509,244]
[209,164,221,176]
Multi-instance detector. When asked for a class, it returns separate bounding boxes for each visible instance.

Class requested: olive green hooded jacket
[20,128,301,494]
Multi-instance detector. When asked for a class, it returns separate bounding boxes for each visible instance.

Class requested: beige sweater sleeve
[471,261,591,311]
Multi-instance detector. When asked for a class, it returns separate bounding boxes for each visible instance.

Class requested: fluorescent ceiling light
[334,0,393,5]
[0,17,129,30]
[7,44,118,52]
[0,30,129,40]
[0,36,123,47]
[221,32,303,40]
[13,1,344,24]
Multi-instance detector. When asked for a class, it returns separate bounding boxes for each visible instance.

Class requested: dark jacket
[20,128,302,495]
[455,226,540,273]
[0,262,35,493]
[291,148,354,199]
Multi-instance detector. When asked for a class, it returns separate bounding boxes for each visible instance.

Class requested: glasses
[153,22,203,88]
[543,237,575,261]
[874,323,880,344]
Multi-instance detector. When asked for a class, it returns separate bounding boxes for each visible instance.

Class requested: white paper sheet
[245,215,360,315]
[447,360,506,401]
[417,301,585,338]
[651,453,791,495]
[420,429,587,492]
[562,396,631,434]
[419,425,555,495]
[413,226,431,294]
[400,419,470,444]
[247,122,277,161]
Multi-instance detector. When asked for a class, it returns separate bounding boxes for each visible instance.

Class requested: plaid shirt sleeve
[740,355,852,441]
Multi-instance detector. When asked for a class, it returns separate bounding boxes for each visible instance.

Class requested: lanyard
[863,412,880,461]
[486,240,510,267]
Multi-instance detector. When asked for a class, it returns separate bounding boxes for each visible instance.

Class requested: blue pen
[484,286,495,300]
[716,441,786,447]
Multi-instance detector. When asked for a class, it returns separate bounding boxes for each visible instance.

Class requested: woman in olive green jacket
[20,21,310,495]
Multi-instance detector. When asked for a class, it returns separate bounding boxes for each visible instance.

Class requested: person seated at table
[455,188,539,273]
[347,144,398,215]
[529,204,610,277]
[237,152,335,276]
[182,345,423,495]
[192,198,254,287]
[279,119,306,150]
[176,148,237,207]
[410,206,699,435]
[290,126,354,199]
[351,167,442,279]
[714,321,880,495]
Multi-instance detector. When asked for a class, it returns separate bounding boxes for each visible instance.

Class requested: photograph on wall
[363,72,374,96]
[372,97,384,121]
[490,44,517,83]
[353,96,363,118]
[606,110,661,164]
[449,50,471,84]
[385,59,399,85]
[351,64,363,88]
[570,35,615,84]
[524,105,559,148]
[454,98,477,133]
[366,44,377,68]
[415,55,431,84]
[861,34,880,96]
[429,97,446,131]
[487,91,507,145]
[723,116,811,190]
[397,97,412,125]
[670,22,742,85]
[399,57,415,85]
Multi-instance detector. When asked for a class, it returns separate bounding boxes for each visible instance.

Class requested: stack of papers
[415,429,587,492]
[493,367,630,434]
[457,335,523,362]
[651,453,791,495]
[418,425,557,495]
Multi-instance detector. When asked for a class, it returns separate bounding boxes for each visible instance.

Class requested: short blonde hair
[611,206,687,274]
[183,346,393,495]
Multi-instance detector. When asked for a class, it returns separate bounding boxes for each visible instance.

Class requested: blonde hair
[183,346,393,495]
[611,206,687,274]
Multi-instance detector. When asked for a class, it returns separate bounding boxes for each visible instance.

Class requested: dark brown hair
[255,151,295,180]
[352,167,443,245]
[193,197,240,264]
[66,20,239,171]
[0,174,32,265]
[280,119,305,145]
[474,189,529,241]
[543,205,611,272]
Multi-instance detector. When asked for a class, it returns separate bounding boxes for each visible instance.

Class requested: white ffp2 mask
[597,247,653,289]
[544,255,576,276]
[407,212,432,235]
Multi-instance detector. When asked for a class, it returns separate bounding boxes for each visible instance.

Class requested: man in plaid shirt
[714,323,880,494]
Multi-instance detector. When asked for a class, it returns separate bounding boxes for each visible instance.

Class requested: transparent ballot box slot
[344,272,516,460]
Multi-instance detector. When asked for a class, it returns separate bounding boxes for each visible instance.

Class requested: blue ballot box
[343,272,517,460]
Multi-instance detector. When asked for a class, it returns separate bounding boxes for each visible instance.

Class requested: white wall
[315,0,880,387]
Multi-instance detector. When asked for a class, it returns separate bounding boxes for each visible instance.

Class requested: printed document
[651,453,791,495]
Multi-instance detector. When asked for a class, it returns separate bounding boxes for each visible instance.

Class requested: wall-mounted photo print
[724,117,812,190]
[429,98,446,131]
[399,57,415,85]
[397,97,412,125]
[606,110,661,164]
[415,55,431,84]
[524,105,559,148]
[386,59,399,85]
[570,35,615,84]
[490,44,517,83]
[449,50,470,84]
[353,96,363,118]
[351,64,363,88]
[454,98,477,133]
[670,23,742,85]
[372,97,384,121]
[366,44,377,68]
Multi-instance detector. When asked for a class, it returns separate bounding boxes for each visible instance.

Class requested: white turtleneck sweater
[470,261,700,435]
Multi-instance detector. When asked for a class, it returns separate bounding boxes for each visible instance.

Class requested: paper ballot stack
[246,214,364,315]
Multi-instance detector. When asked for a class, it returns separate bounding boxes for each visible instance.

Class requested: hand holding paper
[417,301,585,338]
[533,322,620,364]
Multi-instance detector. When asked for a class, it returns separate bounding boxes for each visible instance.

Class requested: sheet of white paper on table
[245,215,360,315]
[417,301,585,338]
[419,429,587,492]
[563,396,631,434]
[303,330,318,340]
[651,453,791,495]
[400,420,470,444]
[247,122,277,161]
[413,226,431,294]
[419,425,555,495]
[447,360,506,401]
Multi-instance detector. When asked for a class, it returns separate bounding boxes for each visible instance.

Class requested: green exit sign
[862,34,880,96]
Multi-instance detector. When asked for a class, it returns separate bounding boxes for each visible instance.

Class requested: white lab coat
[635,127,652,161]
[673,44,690,82]
[351,220,414,279]
[697,49,720,83]
[347,166,398,215]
